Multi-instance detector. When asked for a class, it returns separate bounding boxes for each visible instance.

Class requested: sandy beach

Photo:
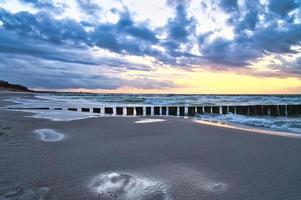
[1,92,301,200]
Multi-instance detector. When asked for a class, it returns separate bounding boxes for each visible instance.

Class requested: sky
[0,0,301,94]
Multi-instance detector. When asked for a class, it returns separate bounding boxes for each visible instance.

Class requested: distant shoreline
[0,80,33,92]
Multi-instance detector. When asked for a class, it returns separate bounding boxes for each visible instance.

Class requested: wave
[35,93,301,106]
[195,113,301,134]
[5,93,301,134]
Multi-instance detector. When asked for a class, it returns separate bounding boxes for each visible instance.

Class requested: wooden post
[197,106,203,114]
[269,105,278,116]
[255,105,263,115]
[127,107,134,116]
[212,106,219,114]
[229,106,235,114]
[168,107,178,116]
[161,106,167,115]
[179,106,185,116]
[278,105,286,116]
[297,105,301,115]
[204,106,211,113]
[287,105,300,115]
[236,106,243,115]
[146,107,151,115]
[82,108,90,112]
[93,108,101,113]
[248,106,256,116]
[135,107,143,116]
[263,105,269,115]
[242,106,248,115]
[154,106,160,115]
[116,107,123,115]
[105,107,113,114]
[188,107,196,116]
[221,106,228,114]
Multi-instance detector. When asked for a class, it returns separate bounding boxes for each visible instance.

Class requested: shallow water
[5,93,301,134]
[34,129,64,142]
[135,119,166,124]
[195,113,301,134]
[89,172,172,200]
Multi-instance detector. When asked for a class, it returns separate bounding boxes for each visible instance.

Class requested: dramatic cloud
[77,0,101,16]
[0,53,176,90]
[0,0,301,91]
[199,0,301,67]
[218,0,239,13]
[268,0,300,17]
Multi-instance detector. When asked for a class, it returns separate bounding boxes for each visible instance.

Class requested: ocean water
[5,93,301,135]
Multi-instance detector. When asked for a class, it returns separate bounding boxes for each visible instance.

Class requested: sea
[5,93,301,135]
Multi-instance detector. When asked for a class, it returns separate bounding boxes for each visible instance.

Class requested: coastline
[1,92,301,199]
[2,90,301,138]
[194,119,301,139]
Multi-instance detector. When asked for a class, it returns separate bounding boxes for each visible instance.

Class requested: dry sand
[1,92,301,200]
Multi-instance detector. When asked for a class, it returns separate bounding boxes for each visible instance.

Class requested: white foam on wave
[4,96,99,121]
[88,172,172,200]
[34,129,64,142]
[194,116,301,139]
[135,119,166,124]
[196,113,301,134]
[25,109,98,121]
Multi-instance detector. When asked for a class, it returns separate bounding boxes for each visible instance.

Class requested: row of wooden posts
[63,105,301,116]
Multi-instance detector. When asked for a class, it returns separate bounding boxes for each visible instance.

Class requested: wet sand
[1,92,301,199]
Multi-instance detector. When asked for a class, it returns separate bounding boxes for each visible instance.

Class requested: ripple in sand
[89,172,172,200]
[204,182,227,193]
[34,129,64,142]
[135,119,166,124]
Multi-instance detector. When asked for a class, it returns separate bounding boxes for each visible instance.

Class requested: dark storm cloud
[20,0,55,9]
[200,22,301,67]
[165,0,195,45]
[1,0,301,90]
[166,1,194,42]
[19,0,66,14]
[0,53,176,90]
[268,0,300,17]
[0,28,156,72]
[0,8,159,56]
[0,9,176,91]
[77,0,101,16]
[0,29,94,65]
[199,0,301,69]
[218,0,239,13]
[0,8,88,44]
[0,1,208,69]
[91,10,158,55]
[234,0,261,31]
[157,0,200,65]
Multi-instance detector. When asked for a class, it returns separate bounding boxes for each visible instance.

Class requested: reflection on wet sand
[89,172,172,200]
[34,129,64,142]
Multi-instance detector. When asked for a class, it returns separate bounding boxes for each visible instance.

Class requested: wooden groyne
[8,105,301,116]
[8,104,301,117]
[77,105,301,116]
